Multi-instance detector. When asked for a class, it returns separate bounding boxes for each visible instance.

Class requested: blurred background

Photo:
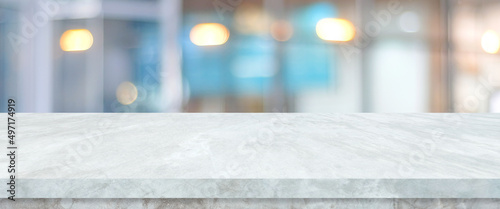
[1,0,499,113]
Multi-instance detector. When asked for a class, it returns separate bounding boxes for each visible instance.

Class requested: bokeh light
[271,20,294,42]
[316,18,355,42]
[481,30,500,54]
[190,23,230,46]
[60,29,94,51]
[116,81,138,105]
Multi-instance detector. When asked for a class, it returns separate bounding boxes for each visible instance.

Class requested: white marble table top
[1,113,499,198]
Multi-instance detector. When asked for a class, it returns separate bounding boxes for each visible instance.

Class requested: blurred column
[85,16,104,112]
[356,0,374,112]
[264,0,290,112]
[441,0,454,112]
[17,0,53,112]
[159,0,183,112]
[51,0,103,112]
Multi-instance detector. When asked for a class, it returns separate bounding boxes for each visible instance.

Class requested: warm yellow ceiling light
[60,29,94,52]
[190,23,230,46]
[316,18,356,42]
[481,30,500,54]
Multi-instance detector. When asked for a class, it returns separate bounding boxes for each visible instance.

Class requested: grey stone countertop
[1,113,499,198]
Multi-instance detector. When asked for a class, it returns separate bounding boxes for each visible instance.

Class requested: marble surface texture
[1,113,499,198]
[2,198,500,209]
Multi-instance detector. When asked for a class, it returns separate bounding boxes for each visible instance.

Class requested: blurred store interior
[1,0,500,113]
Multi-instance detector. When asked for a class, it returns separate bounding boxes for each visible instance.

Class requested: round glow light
[316,18,355,42]
[481,30,500,54]
[60,29,94,51]
[190,23,230,46]
[116,81,138,105]
[271,20,294,42]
